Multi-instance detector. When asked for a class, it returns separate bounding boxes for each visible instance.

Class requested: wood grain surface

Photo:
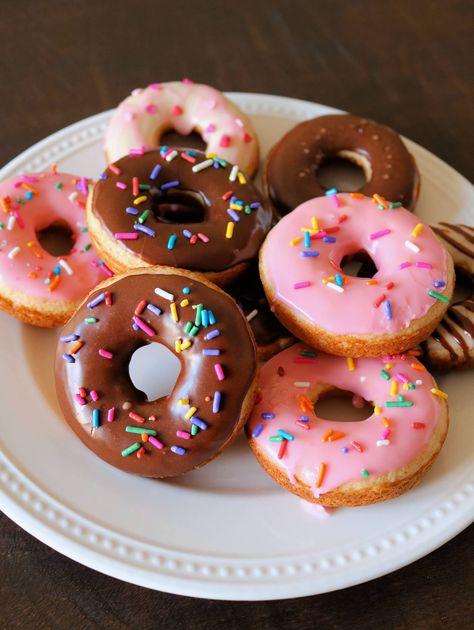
[0,0,472,628]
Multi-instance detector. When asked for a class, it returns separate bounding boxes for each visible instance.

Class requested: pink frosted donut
[260,192,454,357]
[105,80,259,177]
[247,343,449,507]
[0,170,105,327]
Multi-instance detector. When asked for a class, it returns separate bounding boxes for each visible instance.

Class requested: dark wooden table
[0,1,472,628]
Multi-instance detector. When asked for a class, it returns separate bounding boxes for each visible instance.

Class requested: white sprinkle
[415,379,423,386]
[327,282,344,293]
[294,381,311,388]
[154,287,174,301]
[405,240,420,253]
[246,309,258,322]
[229,165,239,182]
[235,118,244,128]
[376,439,390,447]
[7,246,20,259]
[165,150,178,162]
[68,191,78,203]
[7,215,16,230]
[59,259,74,275]
[192,159,214,173]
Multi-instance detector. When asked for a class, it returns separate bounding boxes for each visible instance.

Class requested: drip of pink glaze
[247,343,444,496]
[0,171,103,301]
[299,498,332,518]
[262,193,450,335]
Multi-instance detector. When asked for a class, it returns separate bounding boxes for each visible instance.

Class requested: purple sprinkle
[369,229,391,240]
[191,417,208,431]
[341,446,349,454]
[301,251,320,257]
[182,229,192,238]
[250,202,260,209]
[150,164,161,180]
[63,353,75,363]
[171,445,186,455]
[126,206,139,215]
[212,391,221,413]
[416,262,433,269]
[116,182,127,190]
[322,236,336,243]
[160,180,180,190]
[227,208,240,222]
[230,196,237,204]
[262,413,275,419]
[61,334,79,342]
[294,281,311,289]
[146,304,162,317]
[299,416,309,422]
[134,223,156,237]
[434,280,446,288]
[99,173,108,180]
[87,292,106,309]
[399,262,412,269]
[384,300,392,320]
[204,329,220,340]
[253,423,264,438]
[132,323,139,331]
[202,349,221,356]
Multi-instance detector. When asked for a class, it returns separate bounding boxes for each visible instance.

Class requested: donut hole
[317,153,369,192]
[36,221,75,256]
[340,250,378,279]
[150,187,208,224]
[128,342,181,402]
[452,269,473,305]
[159,130,206,151]
[314,387,374,422]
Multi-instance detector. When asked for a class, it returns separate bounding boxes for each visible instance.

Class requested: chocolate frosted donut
[264,114,419,215]
[87,148,272,285]
[55,267,258,478]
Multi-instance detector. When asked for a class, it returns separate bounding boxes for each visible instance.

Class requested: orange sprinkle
[327,431,346,442]
[373,193,388,208]
[347,357,356,371]
[299,394,313,413]
[50,163,57,174]
[322,429,334,442]
[47,275,61,292]
[411,362,425,371]
[366,279,378,285]
[1,197,11,213]
[27,272,37,279]
[141,433,149,442]
[31,247,44,259]
[69,340,84,355]
[20,183,38,194]
[382,416,390,427]
[350,192,364,199]
[407,349,421,356]
[315,462,326,488]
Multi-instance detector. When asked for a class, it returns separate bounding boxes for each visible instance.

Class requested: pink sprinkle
[235,118,244,128]
[171,105,183,116]
[145,104,157,114]
[416,262,433,269]
[109,164,121,175]
[133,316,156,337]
[100,263,114,277]
[107,407,115,423]
[369,229,391,240]
[79,387,87,398]
[293,357,316,364]
[20,175,39,183]
[294,281,311,289]
[190,234,198,245]
[381,428,391,439]
[148,83,161,90]
[338,214,348,223]
[80,177,88,195]
[74,394,87,406]
[219,134,231,148]
[295,420,310,430]
[182,78,194,85]
[350,440,363,453]
[214,363,225,381]
[90,390,99,401]
[124,111,135,122]
[115,232,139,240]
[396,372,409,383]
[176,430,191,440]
[134,300,147,315]
[13,210,25,229]
[197,232,209,243]
[98,349,113,359]
[331,194,340,207]
[311,231,327,240]
[206,123,216,133]
[116,182,127,189]
[399,262,412,269]
[329,259,342,272]
[242,132,252,143]
[129,148,145,156]
[148,436,164,449]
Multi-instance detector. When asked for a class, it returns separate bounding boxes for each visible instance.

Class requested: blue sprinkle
[167,234,177,250]
[54,266,61,275]
[26,191,33,200]
[384,300,392,320]
[253,423,264,438]
[434,280,446,288]
[204,329,220,340]
[202,349,220,356]
[182,287,190,294]
[134,223,156,237]
[171,445,186,455]
[212,391,221,413]
[87,292,106,309]
[100,173,108,180]
[126,206,139,215]
[227,208,240,222]
[160,180,180,190]
[132,323,139,331]
[335,273,343,287]
[262,413,275,419]
[60,334,79,342]
[63,353,75,363]
[159,146,169,155]
[208,311,216,325]
[191,417,208,431]
[146,304,162,317]
[250,202,260,209]
[325,188,338,196]
[201,309,209,327]
[301,251,320,257]
[299,415,309,422]
[230,196,237,204]
[277,429,295,441]
[182,229,192,239]
[341,446,349,454]
[150,164,161,180]
[323,236,336,243]
[303,231,311,248]
[92,409,100,429]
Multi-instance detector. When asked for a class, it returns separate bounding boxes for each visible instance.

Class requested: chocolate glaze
[265,114,419,215]
[91,148,272,272]
[55,269,257,477]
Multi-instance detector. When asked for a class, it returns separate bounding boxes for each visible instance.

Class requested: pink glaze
[248,343,444,497]
[0,171,103,301]
[105,80,258,173]
[262,193,449,335]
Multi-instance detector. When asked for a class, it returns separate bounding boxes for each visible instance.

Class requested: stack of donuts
[1,79,471,508]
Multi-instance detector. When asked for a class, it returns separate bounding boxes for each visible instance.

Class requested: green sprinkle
[184,321,193,334]
[380,369,390,380]
[195,304,203,326]
[121,443,141,457]
[81,227,89,232]
[301,350,317,358]
[84,317,98,324]
[244,205,252,215]
[18,198,26,204]
[191,423,199,436]
[408,382,415,389]
[378,204,385,210]
[44,278,51,285]
[0,224,3,230]
[189,325,199,336]
[428,290,449,304]
[82,243,92,252]
[398,395,405,401]
[384,401,414,407]
[361,468,370,478]
[139,184,151,191]
[138,209,151,224]
[269,435,284,442]
[389,202,402,208]
[55,182,63,189]
[125,427,157,436]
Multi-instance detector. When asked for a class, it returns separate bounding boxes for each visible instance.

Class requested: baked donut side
[246,344,449,507]
[55,266,258,478]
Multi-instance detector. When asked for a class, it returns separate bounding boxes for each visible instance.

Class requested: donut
[246,343,449,507]
[264,114,419,216]
[421,223,474,369]
[105,80,259,177]
[259,192,454,357]
[225,261,294,360]
[0,170,105,327]
[86,148,272,285]
[55,266,258,478]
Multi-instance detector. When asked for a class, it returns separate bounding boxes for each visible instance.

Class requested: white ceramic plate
[0,94,473,601]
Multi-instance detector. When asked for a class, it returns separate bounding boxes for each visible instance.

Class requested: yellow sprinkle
[185,406,197,420]
[26,241,35,247]
[179,399,189,406]
[289,236,302,246]
[205,152,216,158]
[180,299,189,307]
[374,406,382,415]
[347,357,355,371]
[225,222,234,239]
[315,462,326,488]
[390,380,398,396]
[322,276,335,284]
[431,388,448,399]
[229,203,243,211]
[170,302,178,322]
[411,223,423,237]
[402,383,409,390]
[133,195,147,205]
[237,171,247,184]
[175,339,181,353]
[384,363,393,369]
[300,227,318,234]
[311,216,319,230]
[180,340,192,351]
